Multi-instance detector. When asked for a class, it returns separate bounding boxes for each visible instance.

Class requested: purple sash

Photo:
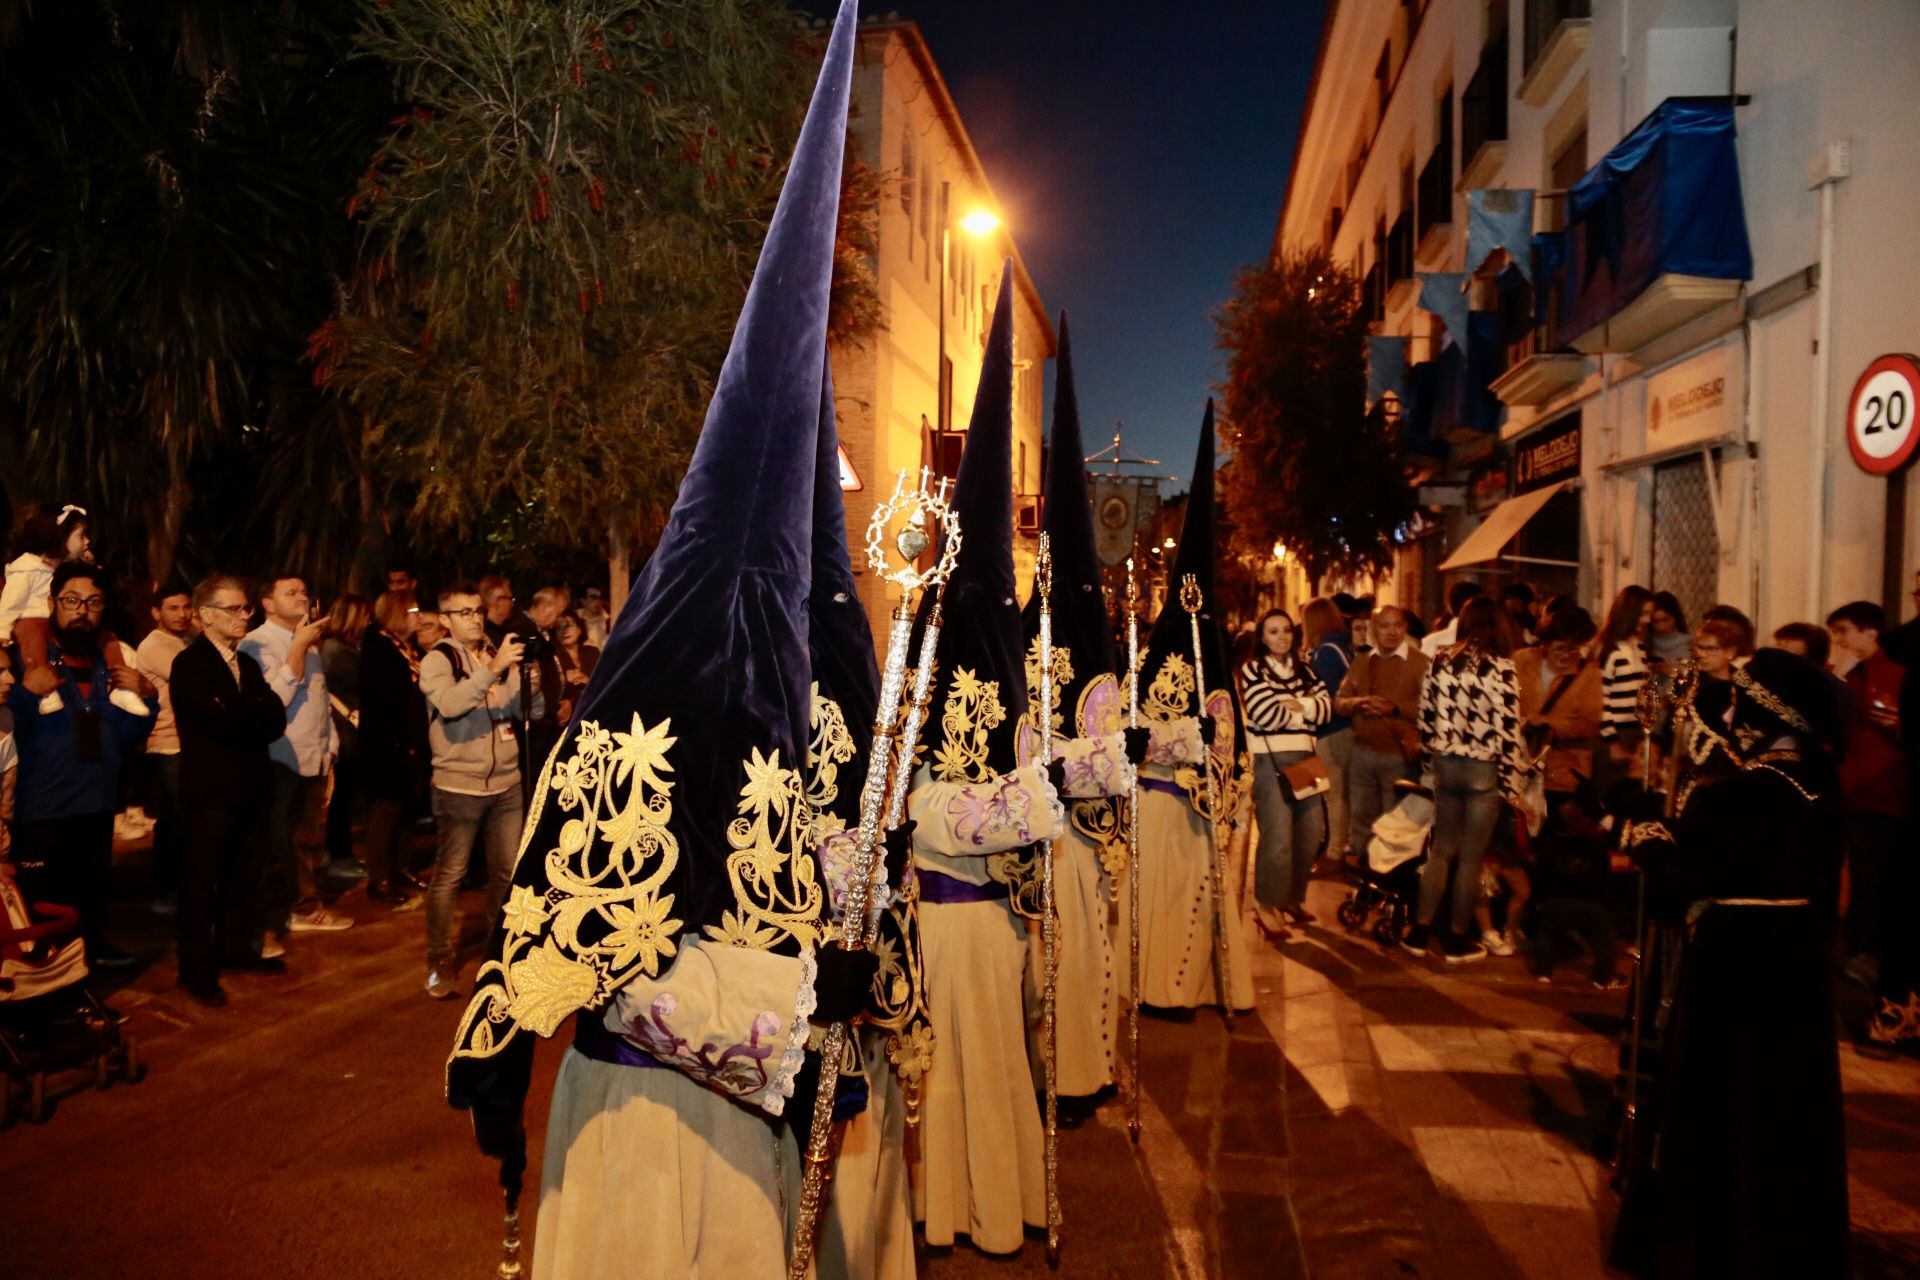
[917,868,1012,905]
[573,1009,665,1070]
[1140,777,1187,798]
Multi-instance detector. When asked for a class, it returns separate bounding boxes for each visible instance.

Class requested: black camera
[509,628,554,664]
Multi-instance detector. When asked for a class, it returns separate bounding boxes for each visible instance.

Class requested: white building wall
[1282,0,1920,633]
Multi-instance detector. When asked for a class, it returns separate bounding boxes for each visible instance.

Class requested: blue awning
[1556,99,1753,348]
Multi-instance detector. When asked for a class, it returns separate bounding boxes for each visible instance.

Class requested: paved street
[6,854,1920,1279]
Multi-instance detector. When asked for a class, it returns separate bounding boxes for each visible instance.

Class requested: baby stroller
[0,870,142,1126]
[1336,782,1432,948]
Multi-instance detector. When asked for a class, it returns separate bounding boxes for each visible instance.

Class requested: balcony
[1518,0,1592,107]
[1415,147,1453,261]
[1555,99,1753,355]
[1385,213,1416,309]
[1458,35,1510,191]
[1491,353,1592,407]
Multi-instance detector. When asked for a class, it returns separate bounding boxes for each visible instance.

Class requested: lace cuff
[1050,731,1136,799]
[766,947,819,1117]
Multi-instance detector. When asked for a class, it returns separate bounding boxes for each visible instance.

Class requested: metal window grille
[1651,457,1720,627]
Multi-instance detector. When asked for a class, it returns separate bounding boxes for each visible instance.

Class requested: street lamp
[934,193,1004,474]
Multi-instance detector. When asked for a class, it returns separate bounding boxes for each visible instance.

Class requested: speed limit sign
[1848,353,1920,475]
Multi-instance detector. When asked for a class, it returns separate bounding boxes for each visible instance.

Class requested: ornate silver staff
[1035,534,1063,1266]
[1617,673,1669,1188]
[1180,573,1234,1031]
[1125,558,1143,1144]
[789,468,961,1280]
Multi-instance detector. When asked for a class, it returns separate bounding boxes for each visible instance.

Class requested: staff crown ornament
[864,466,963,595]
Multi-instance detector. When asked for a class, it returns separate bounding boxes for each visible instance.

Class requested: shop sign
[1468,463,1511,513]
[1847,353,1920,476]
[1514,415,1582,493]
[1646,345,1732,450]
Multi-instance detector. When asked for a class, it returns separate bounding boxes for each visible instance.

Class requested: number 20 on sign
[1848,353,1920,475]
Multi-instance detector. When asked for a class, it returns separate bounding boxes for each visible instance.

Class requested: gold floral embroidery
[451,714,682,1063]
[806,681,857,839]
[1172,687,1242,823]
[932,666,1003,784]
[1024,637,1074,735]
[1143,653,1195,724]
[709,747,825,951]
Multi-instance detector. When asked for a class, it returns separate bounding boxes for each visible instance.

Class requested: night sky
[798,0,1328,490]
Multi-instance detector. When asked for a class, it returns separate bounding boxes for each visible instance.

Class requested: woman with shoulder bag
[1239,609,1332,943]
[1405,598,1528,963]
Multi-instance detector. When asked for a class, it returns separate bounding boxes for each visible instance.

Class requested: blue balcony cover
[1556,99,1753,348]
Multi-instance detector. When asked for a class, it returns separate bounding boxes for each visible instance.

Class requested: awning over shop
[1438,480,1571,572]
[1556,98,1752,352]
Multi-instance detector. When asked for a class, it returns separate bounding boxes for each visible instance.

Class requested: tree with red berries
[319,1,881,589]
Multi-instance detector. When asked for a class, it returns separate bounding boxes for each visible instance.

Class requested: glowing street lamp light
[960,208,1002,237]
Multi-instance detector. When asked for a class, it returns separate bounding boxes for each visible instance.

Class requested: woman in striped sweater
[1595,585,1655,800]
[1239,609,1332,942]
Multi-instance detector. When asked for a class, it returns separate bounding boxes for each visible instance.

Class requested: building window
[1417,83,1454,242]
[1546,124,1586,231]
[901,129,915,261]
[1524,0,1593,76]
[1461,9,1510,162]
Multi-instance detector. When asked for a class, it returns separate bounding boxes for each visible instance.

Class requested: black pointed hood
[808,360,879,828]
[1022,314,1118,736]
[913,266,1025,783]
[449,0,860,1079]
[1143,400,1241,751]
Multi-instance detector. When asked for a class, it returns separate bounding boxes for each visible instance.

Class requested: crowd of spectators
[0,502,606,1009]
[1231,572,1917,1028]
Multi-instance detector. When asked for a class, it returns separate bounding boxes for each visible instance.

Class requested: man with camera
[419,583,529,1000]
[242,574,351,942]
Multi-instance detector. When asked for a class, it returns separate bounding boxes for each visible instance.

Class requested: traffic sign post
[1847,353,1920,476]
[1848,354,1920,615]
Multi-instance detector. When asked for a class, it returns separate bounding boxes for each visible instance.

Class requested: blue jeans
[426,787,524,972]
[1347,741,1413,856]
[1252,751,1328,910]
[1417,756,1504,935]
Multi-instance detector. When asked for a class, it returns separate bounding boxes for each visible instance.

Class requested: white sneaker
[1481,930,1516,957]
[260,936,288,959]
[425,970,461,1000]
[108,687,152,718]
[287,908,353,933]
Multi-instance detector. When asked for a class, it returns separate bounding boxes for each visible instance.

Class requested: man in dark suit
[170,574,291,1006]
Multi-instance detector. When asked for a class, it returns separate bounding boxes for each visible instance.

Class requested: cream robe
[1110,722,1255,1013]
[1021,731,1132,1098]
[782,1030,918,1280]
[534,940,815,1278]
[907,762,1064,1253]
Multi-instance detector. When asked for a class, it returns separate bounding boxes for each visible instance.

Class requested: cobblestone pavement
[4,854,1918,1279]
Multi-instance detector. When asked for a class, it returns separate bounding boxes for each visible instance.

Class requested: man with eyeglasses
[169,575,293,1006]
[419,583,527,999]
[242,574,353,941]
[5,562,156,968]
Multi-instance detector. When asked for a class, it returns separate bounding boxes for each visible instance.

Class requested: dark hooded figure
[1118,401,1255,1016]
[1015,314,1147,1120]
[1611,648,1849,1279]
[905,267,1068,1257]
[442,6,882,1276]
[782,362,925,1278]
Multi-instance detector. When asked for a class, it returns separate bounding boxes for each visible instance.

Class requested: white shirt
[1419,620,1458,659]
[241,619,337,777]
